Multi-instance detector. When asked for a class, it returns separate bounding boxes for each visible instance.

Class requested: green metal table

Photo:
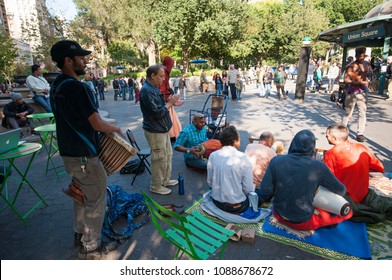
[27,112,55,126]
[0,143,47,223]
[34,124,65,178]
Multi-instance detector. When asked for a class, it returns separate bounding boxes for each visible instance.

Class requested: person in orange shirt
[324,123,392,223]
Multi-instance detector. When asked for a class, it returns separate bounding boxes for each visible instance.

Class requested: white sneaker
[164,180,178,187]
[150,186,171,195]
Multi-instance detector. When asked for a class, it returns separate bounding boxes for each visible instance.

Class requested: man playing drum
[173,113,209,170]
[50,40,123,260]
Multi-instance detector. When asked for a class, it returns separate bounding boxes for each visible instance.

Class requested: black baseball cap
[50,40,92,63]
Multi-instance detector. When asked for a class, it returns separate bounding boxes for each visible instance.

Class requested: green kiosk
[317,1,392,96]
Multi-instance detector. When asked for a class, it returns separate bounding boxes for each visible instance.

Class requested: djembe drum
[99,133,137,175]
[194,139,222,159]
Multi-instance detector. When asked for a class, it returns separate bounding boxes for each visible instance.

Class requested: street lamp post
[295,37,312,101]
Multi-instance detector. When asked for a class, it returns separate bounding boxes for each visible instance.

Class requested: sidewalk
[1,80,391,260]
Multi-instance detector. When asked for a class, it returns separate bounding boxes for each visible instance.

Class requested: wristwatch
[186,149,190,153]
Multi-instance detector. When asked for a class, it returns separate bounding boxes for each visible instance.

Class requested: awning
[190,58,207,64]
[317,14,392,47]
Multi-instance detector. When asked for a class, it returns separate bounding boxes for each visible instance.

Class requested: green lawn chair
[142,192,234,260]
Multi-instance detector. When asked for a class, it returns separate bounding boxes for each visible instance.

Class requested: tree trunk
[147,40,156,66]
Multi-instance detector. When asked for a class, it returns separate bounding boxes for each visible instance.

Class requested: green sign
[343,26,385,43]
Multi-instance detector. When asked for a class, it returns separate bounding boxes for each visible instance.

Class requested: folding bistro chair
[142,191,234,260]
[126,129,151,185]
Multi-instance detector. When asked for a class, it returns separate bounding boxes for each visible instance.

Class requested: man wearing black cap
[2,92,34,133]
[50,40,123,260]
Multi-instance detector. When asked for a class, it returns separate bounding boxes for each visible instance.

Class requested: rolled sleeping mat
[313,186,352,216]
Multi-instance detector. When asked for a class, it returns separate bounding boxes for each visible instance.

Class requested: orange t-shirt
[324,142,384,203]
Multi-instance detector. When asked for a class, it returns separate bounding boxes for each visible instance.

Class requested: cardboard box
[241,228,256,243]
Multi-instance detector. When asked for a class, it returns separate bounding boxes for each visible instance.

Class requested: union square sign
[343,25,385,43]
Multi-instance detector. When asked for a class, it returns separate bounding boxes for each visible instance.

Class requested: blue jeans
[185,156,207,170]
[121,87,127,100]
[264,83,271,98]
[216,84,222,95]
[237,90,242,100]
[98,88,105,100]
[33,95,52,112]
[306,75,314,88]
[128,87,134,100]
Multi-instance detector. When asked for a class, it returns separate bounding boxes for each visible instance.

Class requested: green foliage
[245,0,330,64]
[153,0,248,72]
[311,0,384,27]
[0,30,18,83]
[108,40,139,67]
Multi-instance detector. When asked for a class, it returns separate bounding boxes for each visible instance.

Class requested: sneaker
[356,135,365,142]
[150,185,171,195]
[164,179,178,187]
[78,241,119,260]
[74,232,83,247]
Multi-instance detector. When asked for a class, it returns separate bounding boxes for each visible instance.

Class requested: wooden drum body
[99,133,137,175]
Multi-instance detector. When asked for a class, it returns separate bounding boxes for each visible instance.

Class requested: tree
[153,0,248,72]
[0,30,18,84]
[311,0,384,27]
[246,0,330,65]
[108,39,141,68]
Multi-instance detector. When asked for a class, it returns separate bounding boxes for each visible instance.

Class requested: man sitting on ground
[245,131,277,188]
[258,130,352,230]
[173,113,209,170]
[207,125,254,213]
[324,123,391,223]
[2,92,34,134]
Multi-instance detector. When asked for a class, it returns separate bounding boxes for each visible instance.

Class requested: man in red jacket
[324,123,392,223]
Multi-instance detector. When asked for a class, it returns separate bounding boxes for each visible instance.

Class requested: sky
[45,0,78,21]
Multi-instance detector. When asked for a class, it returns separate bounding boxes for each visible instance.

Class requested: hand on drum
[190,146,201,158]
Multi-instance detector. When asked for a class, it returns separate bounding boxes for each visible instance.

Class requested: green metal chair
[142,192,234,260]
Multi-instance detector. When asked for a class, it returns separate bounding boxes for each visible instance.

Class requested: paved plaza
[1,79,391,260]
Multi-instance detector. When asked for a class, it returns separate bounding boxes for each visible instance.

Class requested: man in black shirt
[50,40,123,260]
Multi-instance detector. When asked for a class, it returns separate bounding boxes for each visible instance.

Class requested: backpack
[103,184,149,240]
[119,158,145,174]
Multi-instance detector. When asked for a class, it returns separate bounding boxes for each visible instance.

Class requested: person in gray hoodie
[257,130,352,230]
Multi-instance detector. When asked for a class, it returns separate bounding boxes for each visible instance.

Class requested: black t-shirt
[50,74,99,157]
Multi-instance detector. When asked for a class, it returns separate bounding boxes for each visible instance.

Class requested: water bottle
[178,172,184,195]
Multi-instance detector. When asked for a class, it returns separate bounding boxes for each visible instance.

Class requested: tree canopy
[0,30,18,83]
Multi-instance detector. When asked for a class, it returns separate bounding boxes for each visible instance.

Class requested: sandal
[225,223,242,242]
[159,204,185,217]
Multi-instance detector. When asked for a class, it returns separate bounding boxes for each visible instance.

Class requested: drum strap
[50,78,98,155]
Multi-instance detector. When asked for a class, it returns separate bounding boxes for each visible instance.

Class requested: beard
[75,69,86,76]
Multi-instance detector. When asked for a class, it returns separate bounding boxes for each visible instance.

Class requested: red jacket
[324,142,384,203]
